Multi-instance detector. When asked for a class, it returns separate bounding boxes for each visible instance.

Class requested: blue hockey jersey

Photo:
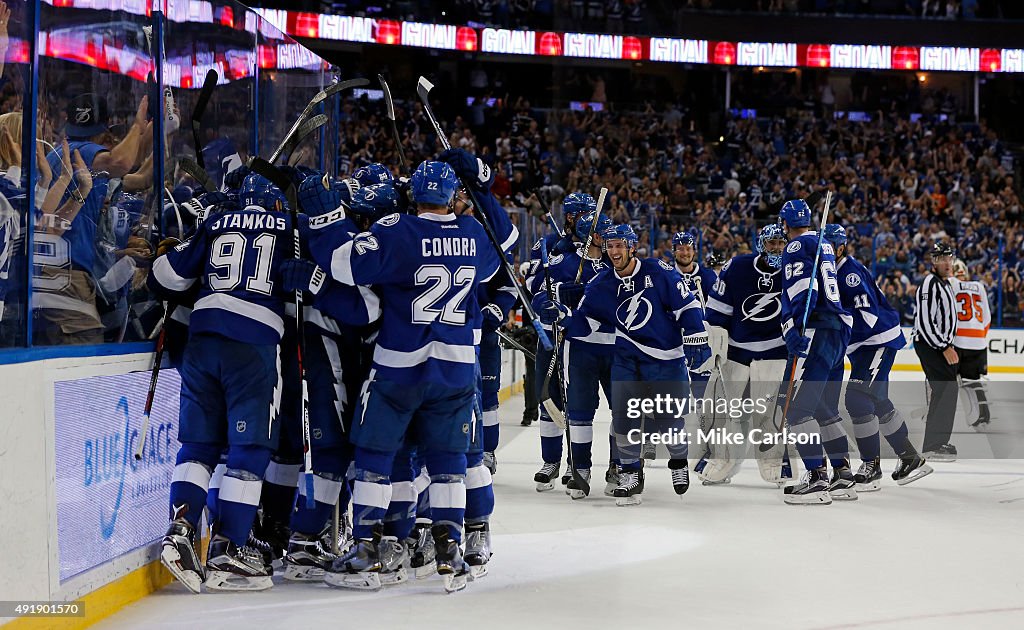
[835,255,905,353]
[706,253,787,363]
[529,232,563,261]
[306,209,502,387]
[526,245,613,352]
[564,258,706,362]
[675,262,717,305]
[148,208,294,345]
[780,231,851,336]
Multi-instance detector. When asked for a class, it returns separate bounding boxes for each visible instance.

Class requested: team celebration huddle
[147,76,984,600]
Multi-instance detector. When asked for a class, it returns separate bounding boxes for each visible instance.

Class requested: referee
[914,242,959,461]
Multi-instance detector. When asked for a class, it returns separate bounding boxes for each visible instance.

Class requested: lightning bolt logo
[616,289,653,331]
[741,292,782,322]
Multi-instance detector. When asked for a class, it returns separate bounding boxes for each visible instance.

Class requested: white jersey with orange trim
[952,278,992,351]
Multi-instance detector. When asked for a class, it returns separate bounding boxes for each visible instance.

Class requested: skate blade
[569,489,587,500]
[603,482,617,496]
[160,545,202,594]
[896,463,934,486]
[203,571,273,592]
[854,480,881,492]
[830,488,858,501]
[699,475,732,485]
[323,570,382,591]
[282,563,326,582]
[469,564,489,579]
[927,454,957,463]
[440,572,469,593]
[783,491,833,505]
[535,481,555,492]
[615,495,642,507]
[380,566,409,586]
[414,563,437,579]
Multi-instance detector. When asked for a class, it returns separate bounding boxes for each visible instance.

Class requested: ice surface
[99,382,1024,630]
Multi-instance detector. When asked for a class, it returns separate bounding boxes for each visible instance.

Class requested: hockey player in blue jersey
[304,159,507,593]
[352,162,394,187]
[777,199,853,505]
[698,224,791,486]
[539,224,710,506]
[268,181,399,582]
[529,191,590,261]
[150,172,295,592]
[822,224,932,489]
[525,210,613,493]
[672,231,717,303]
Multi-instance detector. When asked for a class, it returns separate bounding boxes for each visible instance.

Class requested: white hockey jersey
[951,278,991,351]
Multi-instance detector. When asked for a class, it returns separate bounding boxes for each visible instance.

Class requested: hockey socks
[820,417,850,469]
[169,443,221,530]
[261,458,301,523]
[568,411,596,470]
[216,445,272,546]
[483,407,500,453]
[539,415,563,464]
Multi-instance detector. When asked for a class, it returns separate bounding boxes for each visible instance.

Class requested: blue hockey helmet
[601,223,638,247]
[756,223,787,269]
[411,160,459,206]
[349,183,400,222]
[298,173,343,217]
[563,192,596,218]
[672,231,697,249]
[779,198,811,228]
[353,163,394,188]
[239,172,287,211]
[576,211,612,240]
[822,224,848,248]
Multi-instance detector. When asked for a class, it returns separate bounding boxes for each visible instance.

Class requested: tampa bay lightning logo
[741,292,781,322]
[616,289,654,331]
[786,241,801,254]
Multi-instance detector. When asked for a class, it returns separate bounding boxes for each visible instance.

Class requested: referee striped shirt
[914,272,957,350]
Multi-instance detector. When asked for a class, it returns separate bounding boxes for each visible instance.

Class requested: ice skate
[252,510,289,568]
[407,522,437,579]
[566,468,592,500]
[160,506,205,594]
[854,457,882,492]
[604,464,620,496]
[893,450,934,485]
[827,461,859,501]
[613,469,644,506]
[783,467,832,505]
[379,535,409,585]
[464,521,492,578]
[324,538,383,591]
[922,444,956,463]
[534,462,560,492]
[282,529,337,582]
[204,535,274,591]
[669,460,689,496]
[432,526,471,593]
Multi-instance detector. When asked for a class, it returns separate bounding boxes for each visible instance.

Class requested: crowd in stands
[330,82,1022,324]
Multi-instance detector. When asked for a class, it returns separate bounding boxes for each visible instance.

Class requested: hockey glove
[535,293,568,325]
[482,303,504,333]
[438,148,494,193]
[694,325,728,373]
[683,334,712,372]
[783,327,810,357]
[280,259,327,296]
[556,282,585,308]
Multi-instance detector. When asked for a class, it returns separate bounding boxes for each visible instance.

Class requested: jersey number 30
[412,264,475,325]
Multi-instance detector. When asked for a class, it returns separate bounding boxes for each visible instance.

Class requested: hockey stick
[178,157,216,192]
[544,211,564,238]
[191,69,218,170]
[378,74,408,172]
[247,156,317,509]
[280,113,328,163]
[765,191,833,445]
[496,329,536,362]
[135,71,219,461]
[539,187,608,428]
[416,76,552,351]
[269,78,369,164]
